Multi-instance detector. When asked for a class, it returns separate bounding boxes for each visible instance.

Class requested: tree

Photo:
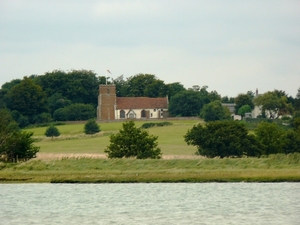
[283,130,300,154]
[238,105,252,119]
[254,122,286,155]
[84,119,100,134]
[6,77,47,123]
[166,82,186,100]
[53,103,96,121]
[221,96,235,103]
[0,109,39,161]
[184,121,261,158]
[45,124,60,140]
[121,73,168,97]
[34,70,104,107]
[234,94,254,114]
[254,91,293,118]
[168,90,204,117]
[200,100,231,122]
[105,121,162,159]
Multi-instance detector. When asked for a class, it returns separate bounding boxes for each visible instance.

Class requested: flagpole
[106,70,107,85]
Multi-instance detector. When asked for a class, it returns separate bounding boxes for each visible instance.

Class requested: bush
[84,119,100,134]
[105,121,162,159]
[141,121,173,129]
[200,100,231,122]
[45,124,60,140]
[184,120,261,158]
[254,122,286,155]
[0,109,39,161]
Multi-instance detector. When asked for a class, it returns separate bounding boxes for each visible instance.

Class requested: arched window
[120,110,125,119]
[141,109,146,118]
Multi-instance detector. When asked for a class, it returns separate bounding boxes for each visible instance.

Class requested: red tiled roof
[116,97,168,110]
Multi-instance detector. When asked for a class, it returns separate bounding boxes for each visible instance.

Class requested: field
[26,119,200,157]
[1,119,300,183]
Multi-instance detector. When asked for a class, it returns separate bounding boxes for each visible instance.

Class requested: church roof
[116,97,168,110]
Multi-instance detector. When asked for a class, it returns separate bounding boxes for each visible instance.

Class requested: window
[154,109,156,112]
[141,110,146,118]
[120,110,125,119]
[107,88,110,94]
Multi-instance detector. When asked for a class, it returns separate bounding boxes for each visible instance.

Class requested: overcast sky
[1,0,299,97]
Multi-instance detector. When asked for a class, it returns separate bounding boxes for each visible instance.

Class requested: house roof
[116,97,168,110]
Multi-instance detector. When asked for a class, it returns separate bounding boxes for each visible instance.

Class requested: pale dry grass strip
[36,153,203,160]
[36,153,107,160]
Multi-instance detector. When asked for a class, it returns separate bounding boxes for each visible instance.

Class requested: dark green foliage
[84,119,100,134]
[11,110,29,128]
[6,77,47,122]
[141,122,173,129]
[200,100,231,122]
[34,69,103,106]
[283,130,300,154]
[121,74,168,97]
[105,121,162,159]
[234,94,254,114]
[53,103,96,121]
[0,109,39,161]
[169,90,205,117]
[166,82,186,100]
[184,121,261,158]
[45,124,60,140]
[254,122,286,155]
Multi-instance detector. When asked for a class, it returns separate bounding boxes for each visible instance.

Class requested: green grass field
[25,119,200,155]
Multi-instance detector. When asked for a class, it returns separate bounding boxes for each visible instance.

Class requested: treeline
[0,69,300,128]
[185,120,300,158]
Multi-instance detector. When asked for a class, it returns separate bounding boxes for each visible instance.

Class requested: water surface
[0,183,299,224]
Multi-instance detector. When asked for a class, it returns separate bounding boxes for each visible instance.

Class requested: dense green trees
[53,104,96,121]
[185,120,300,158]
[34,70,103,106]
[200,100,231,122]
[0,109,39,161]
[6,77,47,123]
[184,121,260,158]
[84,119,100,134]
[234,94,254,114]
[105,121,162,159]
[168,90,204,116]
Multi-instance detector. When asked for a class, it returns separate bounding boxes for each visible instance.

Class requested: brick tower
[97,85,116,120]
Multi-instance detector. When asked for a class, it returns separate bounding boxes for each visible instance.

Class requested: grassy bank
[1,154,299,183]
[25,119,200,155]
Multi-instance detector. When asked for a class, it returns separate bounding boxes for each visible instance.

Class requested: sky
[0,0,299,97]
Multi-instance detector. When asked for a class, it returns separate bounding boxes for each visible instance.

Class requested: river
[0,183,299,224]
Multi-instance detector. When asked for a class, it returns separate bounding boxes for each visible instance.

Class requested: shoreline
[1,154,299,183]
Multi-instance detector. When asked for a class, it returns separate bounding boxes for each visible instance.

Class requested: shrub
[84,119,100,134]
[45,124,60,140]
[254,122,286,155]
[141,121,173,129]
[0,109,39,161]
[105,121,162,159]
[184,120,261,158]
